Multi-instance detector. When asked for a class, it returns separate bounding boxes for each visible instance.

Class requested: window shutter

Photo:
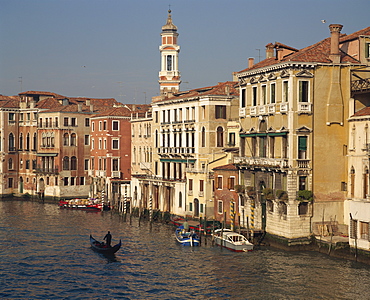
[298,136,307,151]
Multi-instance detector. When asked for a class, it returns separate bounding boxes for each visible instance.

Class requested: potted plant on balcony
[246,186,256,198]
[234,185,245,194]
[276,189,288,201]
[262,188,274,200]
[296,190,313,202]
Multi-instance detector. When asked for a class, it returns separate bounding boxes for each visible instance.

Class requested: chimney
[90,104,94,112]
[266,43,274,59]
[77,103,82,112]
[329,24,343,64]
[86,99,91,106]
[225,85,230,96]
[248,57,254,68]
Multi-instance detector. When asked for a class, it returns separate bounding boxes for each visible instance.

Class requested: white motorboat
[212,229,253,252]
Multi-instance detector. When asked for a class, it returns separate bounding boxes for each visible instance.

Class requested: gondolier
[104,231,112,247]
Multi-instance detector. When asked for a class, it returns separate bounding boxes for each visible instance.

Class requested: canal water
[1,201,370,299]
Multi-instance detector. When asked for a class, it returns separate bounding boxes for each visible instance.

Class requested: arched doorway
[194,198,199,217]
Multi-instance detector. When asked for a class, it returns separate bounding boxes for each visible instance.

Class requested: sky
[1,0,369,104]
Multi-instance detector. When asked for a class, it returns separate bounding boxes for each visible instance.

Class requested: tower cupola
[158,9,181,96]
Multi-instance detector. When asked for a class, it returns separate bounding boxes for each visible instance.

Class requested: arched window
[26,133,30,150]
[8,133,15,151]
[63,133,69,146]
[201,127,206,147]
[70,133,76,146]
[8,158,13,170]
[70,156,77,170]
[19,133,23,150]
[63,156,69,170]
[350,167,355,197]
[33,133,37,150]
[216,126,224,147]
[363,167,369,199]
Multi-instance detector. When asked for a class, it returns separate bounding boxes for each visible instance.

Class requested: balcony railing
[297,159,310,169]
[158,147,195,154]
[35,167,59,174]
[140,162,152,170]
[234,156,288,168]
[112,171,121,178]
[280,103,288,113]
[298,103,312,113]
[239,107,246,117]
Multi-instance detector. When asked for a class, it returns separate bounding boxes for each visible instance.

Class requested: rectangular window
[71,177,75,186]
[298,136,307,159]
[112,139,119,150]
[218,200,223,214]
[360,221,369,240]
[99,121,102,131]
[241,89,246,108]
[270,83,276,104]
[84,159,89,170]
[71,118,76,127]
[80,177,85,185]
[103,121,107,130]
[215,105,226,119]
[55,117,58,127]
[8,178,13,188]
[366,42,370,58]
[217,176,223,189]
[64,177,68,186]
[228,177,235,190]
[200,180,204,192]
[189,179,193,191]
[64,117,68,126]
[155,111,158,123]
[25,160,30,169]
[112,121,119,131]
[228,132,235,146]
[84,135,89,145]
[283,81,289,102]
[9,113,15,121]
[85,118,89,127]
[299,81,309,102]
[262,85,266,105]
[252,86,257,106]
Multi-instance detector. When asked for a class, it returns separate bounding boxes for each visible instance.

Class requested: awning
[36,153,58,157]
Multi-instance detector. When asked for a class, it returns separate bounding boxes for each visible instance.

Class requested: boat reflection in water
[59,198,111,211]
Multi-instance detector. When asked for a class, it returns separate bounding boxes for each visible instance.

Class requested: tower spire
[158,9,181,96]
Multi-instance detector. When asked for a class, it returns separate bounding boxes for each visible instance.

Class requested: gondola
[89,235,121,254]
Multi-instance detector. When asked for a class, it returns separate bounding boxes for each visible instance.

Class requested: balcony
[97,170,106,177]
[258,105,266,115]
[234,156,288,168]
[298,103,312,114]
[112,171,121,178]
[239,107,246,117]
[297,159,310,169]
[35,167,59,174]
[268,104,276,114]
[198,191,204,197]
[250,107,257,115]
[280,103,288,113]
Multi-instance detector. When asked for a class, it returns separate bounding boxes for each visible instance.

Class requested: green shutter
[298,136,307,151]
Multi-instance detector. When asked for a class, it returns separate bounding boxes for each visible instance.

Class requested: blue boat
[175,225,200,246]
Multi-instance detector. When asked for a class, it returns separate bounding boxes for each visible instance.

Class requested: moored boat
[175,226,200,247]
[90,235,121,254]
[59,198,111,211]
[212,229,253,252]
[170,215,221,234]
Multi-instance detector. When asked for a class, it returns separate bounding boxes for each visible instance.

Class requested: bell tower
[159,9,181,96]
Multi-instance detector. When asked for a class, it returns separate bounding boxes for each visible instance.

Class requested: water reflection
[1,200,370,299]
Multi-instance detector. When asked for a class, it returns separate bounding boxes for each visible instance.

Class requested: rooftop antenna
[256,49,261,62]
[143,92,147,104]
[18,77,23,92]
